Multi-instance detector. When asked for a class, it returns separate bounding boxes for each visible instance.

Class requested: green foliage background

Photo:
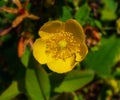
[0,0,120,100]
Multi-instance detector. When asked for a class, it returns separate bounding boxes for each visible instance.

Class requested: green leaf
[0,81,20,100]
[77,94,85,100]
[118,80,120,90]
[0,34,11,42]
[0,1,6,6]
[3,12,16,20]
[54,70,94,92]
[101,10,117,21]
[113,68,120,78]
[50,92,79,100]
[94,20,103,30]
[100,0,117,20]
[67,0,73,3]
[101,0,117,11]
[26,62,51,100]
[75,3,90,25]
[84,36,120,78]
[59,6,72,21]
[21,46,31,68]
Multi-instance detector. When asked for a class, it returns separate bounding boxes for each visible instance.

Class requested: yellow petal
[75,53,82,62]
[80,42,88,58]
[65,19,85,42]
[75,43,88,61]
[39,20,65,37]
[39,31,53,40]
[33,38,54,64]
[47,56,76,73]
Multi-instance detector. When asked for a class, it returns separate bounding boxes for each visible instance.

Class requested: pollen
[45,31,81,59]
[59,40,67,48]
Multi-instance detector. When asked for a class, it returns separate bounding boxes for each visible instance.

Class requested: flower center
[58,40,67,49]
[45,31,80,59]
[19,8,25,15]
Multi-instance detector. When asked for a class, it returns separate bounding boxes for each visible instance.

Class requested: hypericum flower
[33,19,88,73]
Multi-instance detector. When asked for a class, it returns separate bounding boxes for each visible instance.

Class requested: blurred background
[0,0,120,100]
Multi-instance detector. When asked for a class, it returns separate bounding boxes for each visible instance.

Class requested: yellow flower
[33,19,88,73]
